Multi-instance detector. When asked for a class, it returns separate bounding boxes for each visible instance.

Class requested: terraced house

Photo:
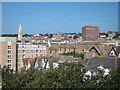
[16,40,48,71]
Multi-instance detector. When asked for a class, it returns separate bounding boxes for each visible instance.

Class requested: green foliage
[2,66,37,88]
[65,33,76,35]
[63,52,84,59]
[2,34,18,37]
[2,34,33,37]
[68,36,72,38]
[2,66,15,88]
[73,35,78,39]
[25,62,85,88]
[113,33,120,39]
[63,52,74,56]
[2,63,120,88]
[48,34,53,38]
[23,34,32,37]
[100,33,109,37]
[44,33,49,36]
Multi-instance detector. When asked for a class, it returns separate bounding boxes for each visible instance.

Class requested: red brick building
[82,26,99,40]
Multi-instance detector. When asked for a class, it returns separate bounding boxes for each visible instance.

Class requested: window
[111,52,113,55]
[64,49,66,52]
[8,60,11,63]
[23,50,25,53]
[36,50,38,53]
[8,55,11,59]
[60,49,61,51]
[93,53,97,57]
[8,50,11,54]
[8,45,11,49]
[40,50,42,53]
[8,64,11,68]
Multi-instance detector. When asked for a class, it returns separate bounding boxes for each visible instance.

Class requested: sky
[2,2,118,34]
[0,1,2,35]
[118,1,120,32]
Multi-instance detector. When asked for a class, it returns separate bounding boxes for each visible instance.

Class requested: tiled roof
[49,47,58,50]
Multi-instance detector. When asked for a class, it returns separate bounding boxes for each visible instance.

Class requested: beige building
[16,41,48,70]
[0,37,48,71]
[0,37,16,71]
[16,23,48,71]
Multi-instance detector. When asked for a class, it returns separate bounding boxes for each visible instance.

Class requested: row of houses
[83,45,120,70]
[0,37,48,71]
[85,45,120,59]
[0,36,120,71]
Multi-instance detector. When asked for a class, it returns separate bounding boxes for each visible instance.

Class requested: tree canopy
[1,63,120,89]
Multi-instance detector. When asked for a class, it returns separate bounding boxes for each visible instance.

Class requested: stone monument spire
[18,23,22,40]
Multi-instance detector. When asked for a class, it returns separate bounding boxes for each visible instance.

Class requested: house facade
[16,41,48,71]
[0,37,16,71]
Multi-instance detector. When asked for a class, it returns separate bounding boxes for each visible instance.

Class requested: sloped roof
[23,58,36,68]
[98,46,112,55]
[108,47,118,56]
[49,46,58,50]
[59,45,67,48]
[34,59,42,68]
[89,45,113,56]
[89,45,101,55]
[115,46,120,56]
[85,56,120,70]
[29,58,36,67]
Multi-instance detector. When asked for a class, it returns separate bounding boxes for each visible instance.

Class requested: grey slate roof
[115,46,120,56]
[85,56,120,70]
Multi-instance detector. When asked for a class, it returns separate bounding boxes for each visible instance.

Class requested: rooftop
[83,26,98,28]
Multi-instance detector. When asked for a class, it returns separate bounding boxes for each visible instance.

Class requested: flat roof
[0,37,16,42]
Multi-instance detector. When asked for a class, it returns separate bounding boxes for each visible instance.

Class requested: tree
[2,63,120,88]
[23,34,32,37]
[2,66,14,88]
[26,62,86,88]
[68,36,72,38]
[44,33,49,36]
[62,52,84,59]
[2,66,36,88]
[78,53,84,59]
[113,32,120,39]
[73,35,78,39]
[2,34,18,37]
[48,34,53,38]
